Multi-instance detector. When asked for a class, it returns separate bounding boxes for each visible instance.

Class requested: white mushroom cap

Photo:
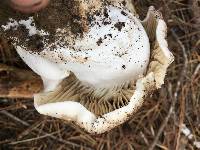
[17,5,150,90]
[1,2,174,134]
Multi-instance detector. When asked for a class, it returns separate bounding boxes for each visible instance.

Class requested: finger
[10,0,49,13]
[11,0,43,7]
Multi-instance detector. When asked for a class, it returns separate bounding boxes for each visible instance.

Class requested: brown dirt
[0,0,200,149]
[0,0,95,53]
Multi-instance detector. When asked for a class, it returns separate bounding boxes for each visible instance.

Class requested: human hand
[10,0,49,13]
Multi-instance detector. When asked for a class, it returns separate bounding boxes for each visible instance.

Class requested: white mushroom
[1,0,174,134]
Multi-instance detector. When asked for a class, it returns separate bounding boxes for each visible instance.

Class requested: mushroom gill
[0,0,174,134]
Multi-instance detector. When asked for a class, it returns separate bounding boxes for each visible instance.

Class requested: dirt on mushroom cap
[0,0,101,53]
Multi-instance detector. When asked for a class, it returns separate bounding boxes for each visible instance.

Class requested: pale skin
[9,0,50,13]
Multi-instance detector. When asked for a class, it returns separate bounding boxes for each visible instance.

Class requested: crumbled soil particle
[121,10,128,16]
[107,34,112,38]
[114,22,126,31]
[28,34,44,52]
[96,37,103,46]
[103,20,111,25]
[121,0,127,6]
[87,12,96,25]
[122,65,126,69]
[103,7,109,18]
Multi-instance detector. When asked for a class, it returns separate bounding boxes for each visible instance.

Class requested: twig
[148,83,175,150]
[1,110,29,126]
[0,110,93,149]
[193,64,200,77]
[9,131,61,145]
[17,117,45,139]
[171,29,188,150]
[0,64,42,99]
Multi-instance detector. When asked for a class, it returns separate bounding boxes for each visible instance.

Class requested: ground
[0,0,199,149]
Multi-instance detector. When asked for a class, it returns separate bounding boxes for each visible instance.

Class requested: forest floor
[0,0,199,149]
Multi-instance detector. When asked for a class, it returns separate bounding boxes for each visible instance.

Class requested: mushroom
[1,0,174,134]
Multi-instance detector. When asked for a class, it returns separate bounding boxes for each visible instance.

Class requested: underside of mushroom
[0,0,174,134]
